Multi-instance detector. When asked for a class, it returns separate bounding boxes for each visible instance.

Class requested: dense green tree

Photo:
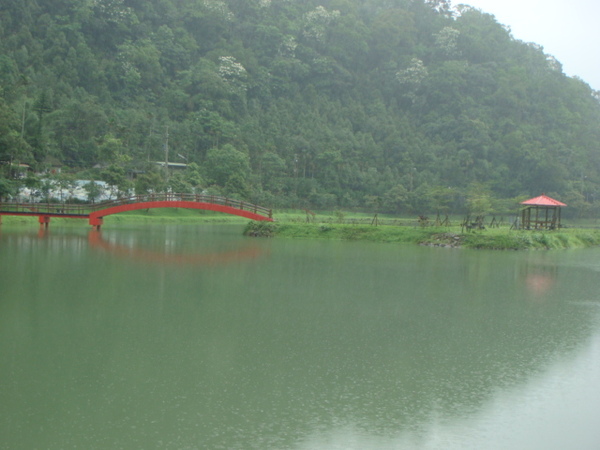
[0,177,16,200]
[383,184,409,213]
[205,144,251,193]
[167,171,193,194]
[259,151,287,193]
[83,180,103,203]
[0,98,31,167]
[183,162,204,190]
[134,167,166,195]
[100,164,132,197]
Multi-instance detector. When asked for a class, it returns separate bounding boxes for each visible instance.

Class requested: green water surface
[1,224,599,449]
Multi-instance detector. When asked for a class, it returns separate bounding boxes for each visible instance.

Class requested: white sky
[456,0,600,91]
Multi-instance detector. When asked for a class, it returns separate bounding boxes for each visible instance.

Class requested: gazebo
[520,194,566,230]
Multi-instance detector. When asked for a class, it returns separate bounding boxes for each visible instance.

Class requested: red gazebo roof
[520,194,566,207]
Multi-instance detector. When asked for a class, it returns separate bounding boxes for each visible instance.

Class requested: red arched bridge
[0,193,273,229]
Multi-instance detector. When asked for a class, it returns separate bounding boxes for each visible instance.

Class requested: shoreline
[3,213,600,250]
[244,221,600,250]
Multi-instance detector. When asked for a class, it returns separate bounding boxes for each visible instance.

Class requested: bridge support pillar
[89,216,103,230]
[38,215,51,228]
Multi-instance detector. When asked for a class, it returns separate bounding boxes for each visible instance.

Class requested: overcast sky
[456,0,600,91]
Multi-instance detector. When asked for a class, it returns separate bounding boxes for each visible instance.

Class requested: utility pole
[164,126,169,182]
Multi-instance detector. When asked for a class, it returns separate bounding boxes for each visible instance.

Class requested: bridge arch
[89,200,273,226]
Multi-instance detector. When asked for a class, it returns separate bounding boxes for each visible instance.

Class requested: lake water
[1,224,600,449]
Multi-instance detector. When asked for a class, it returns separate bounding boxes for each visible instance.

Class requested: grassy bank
[244,220,600,250]
[457,228,600,250]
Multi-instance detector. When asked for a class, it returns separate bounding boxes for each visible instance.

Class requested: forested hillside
[1,0,599,216]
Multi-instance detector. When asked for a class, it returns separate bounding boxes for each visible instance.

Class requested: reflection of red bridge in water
[12,228,266,266]
[87,230,267,265]
[0,193,273,229]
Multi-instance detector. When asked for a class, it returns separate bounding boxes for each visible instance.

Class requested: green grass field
[245,209,600,250]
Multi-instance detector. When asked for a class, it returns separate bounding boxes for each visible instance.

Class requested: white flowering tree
[396,58,428,101]
[426,0,454,16]
[92,0,134,24]
[218,56,248,94]
[202,0,234,22]
[303,6,340,42]
[546,55,563,73]
[434,27,461,58]
[279,35,298,58]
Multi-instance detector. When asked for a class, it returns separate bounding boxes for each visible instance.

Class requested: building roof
[520,194,567,207]
[155,162,188,168]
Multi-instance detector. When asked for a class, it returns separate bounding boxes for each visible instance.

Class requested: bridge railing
[0,201,90,216]
[91,193,272,217]
[1,193,272,218]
